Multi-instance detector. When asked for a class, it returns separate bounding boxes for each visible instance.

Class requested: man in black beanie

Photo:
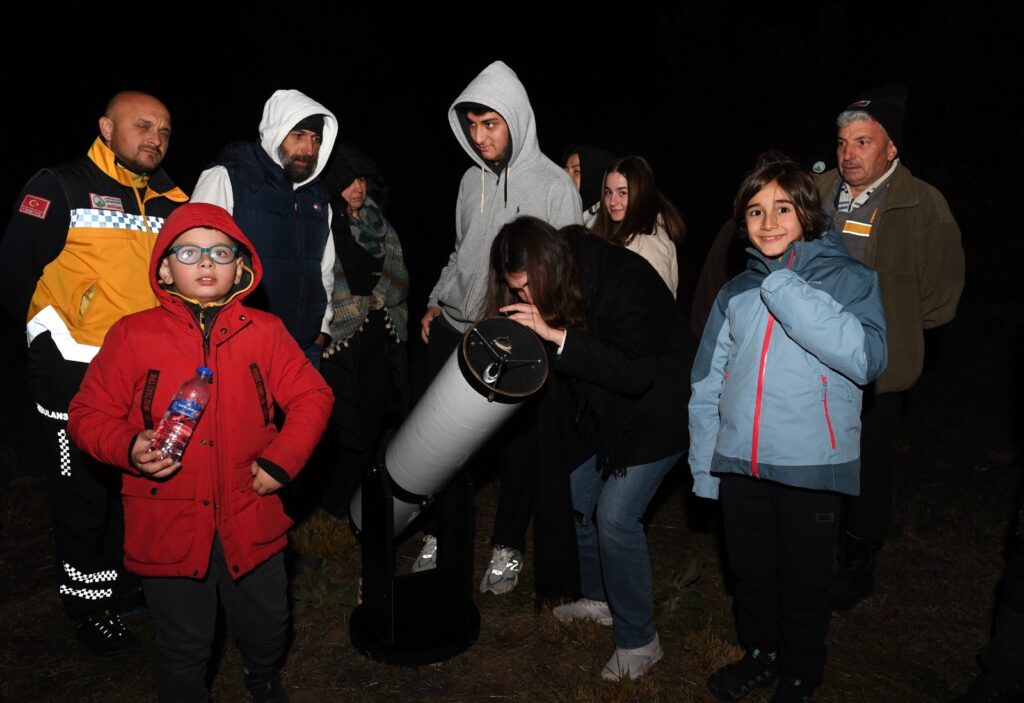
[816,85,965,610]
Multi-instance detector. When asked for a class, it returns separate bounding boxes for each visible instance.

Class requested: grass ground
[0,290,1019,702]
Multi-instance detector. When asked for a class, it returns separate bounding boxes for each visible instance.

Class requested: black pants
[143,537,289,703]
[842,390,907,544]
[29,333,134,620]
[719,475,842,685]
[979,499,1024,674]
[320,312,394,516]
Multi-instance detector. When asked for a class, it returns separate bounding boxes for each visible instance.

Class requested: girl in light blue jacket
[689,159,886,703]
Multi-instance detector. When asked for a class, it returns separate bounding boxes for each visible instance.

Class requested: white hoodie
[192,90,339,336]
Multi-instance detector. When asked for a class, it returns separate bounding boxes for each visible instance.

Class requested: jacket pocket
[821,375,837,451]
[121,473,197,565]
[233,492,293,546]
[72,278,98,323]
[248,363,270,426]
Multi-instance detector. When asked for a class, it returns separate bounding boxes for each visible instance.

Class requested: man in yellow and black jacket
[0,91,187,657]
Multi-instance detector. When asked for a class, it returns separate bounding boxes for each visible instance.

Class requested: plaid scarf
[323,201,408,356]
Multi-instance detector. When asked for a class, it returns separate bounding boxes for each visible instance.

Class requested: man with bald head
[0,90,187,656]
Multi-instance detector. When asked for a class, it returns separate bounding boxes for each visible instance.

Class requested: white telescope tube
[350,317,547,532]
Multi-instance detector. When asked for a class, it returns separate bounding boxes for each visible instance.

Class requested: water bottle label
[168,398,203,420]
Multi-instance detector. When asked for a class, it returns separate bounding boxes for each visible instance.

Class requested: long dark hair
[486,217,586,329]
[591,155,686,246]
[732,157,826,242]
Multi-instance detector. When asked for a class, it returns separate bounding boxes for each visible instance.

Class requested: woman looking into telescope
[486,216,691,681]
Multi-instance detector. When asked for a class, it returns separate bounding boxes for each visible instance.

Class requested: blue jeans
[570,451,683,648]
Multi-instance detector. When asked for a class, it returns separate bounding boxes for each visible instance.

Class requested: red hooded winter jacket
[68,203,333,580]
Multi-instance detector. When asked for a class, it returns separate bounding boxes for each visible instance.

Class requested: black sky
[2,5,1018,314]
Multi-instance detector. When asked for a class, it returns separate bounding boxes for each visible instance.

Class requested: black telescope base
[349,598,480,666]
[350,465,479,665]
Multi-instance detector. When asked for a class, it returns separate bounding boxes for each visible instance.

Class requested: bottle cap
[196,366,213,379]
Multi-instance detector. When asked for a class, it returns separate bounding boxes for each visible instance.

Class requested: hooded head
[258,89,338,189]
[449,61,539,173]
[323,141,386,209]
[152,203,261,309]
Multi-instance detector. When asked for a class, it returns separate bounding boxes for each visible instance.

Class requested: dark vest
[215,142,330,348]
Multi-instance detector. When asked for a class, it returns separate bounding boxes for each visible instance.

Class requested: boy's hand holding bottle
[131,429,182,479]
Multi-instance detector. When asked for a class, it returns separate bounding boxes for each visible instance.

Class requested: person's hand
[498,303,566,346]
[251,462,284,495]
[131,429,182,479]
[315,333,327,347]
[421,306,442,343]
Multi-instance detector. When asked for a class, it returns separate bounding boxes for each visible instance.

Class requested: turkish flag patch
[19,194,52,220]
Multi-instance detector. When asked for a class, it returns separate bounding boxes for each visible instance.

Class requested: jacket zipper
[822,375,836,450]
[750,249,796,477]
[294,194,307,336]
[132,187,150,233]
[750,317,775,477]
[199,308,212,366]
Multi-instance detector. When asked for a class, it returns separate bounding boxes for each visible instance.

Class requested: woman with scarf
[320,145,410,518]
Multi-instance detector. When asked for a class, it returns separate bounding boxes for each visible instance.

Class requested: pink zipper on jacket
[822,375,836,450]
[750,249,796,477]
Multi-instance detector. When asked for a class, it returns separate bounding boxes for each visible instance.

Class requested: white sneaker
[601,634,664,681]
[411,534,437,572]
[479,545,523,595]
[552,597,613,626]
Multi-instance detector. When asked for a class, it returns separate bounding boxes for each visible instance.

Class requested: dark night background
[1,6,1023,700]
[1,6,1019,328]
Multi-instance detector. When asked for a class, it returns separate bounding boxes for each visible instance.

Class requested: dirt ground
[0,278,1020,703]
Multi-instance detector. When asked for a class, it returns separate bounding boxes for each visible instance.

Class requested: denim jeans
[570,451,683,648]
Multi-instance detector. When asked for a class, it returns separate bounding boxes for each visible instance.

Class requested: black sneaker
[949,671,1024,703]
[771,673,815,702]
[708,647,779,701]
[244,669,289,703]
[76,612,140,657]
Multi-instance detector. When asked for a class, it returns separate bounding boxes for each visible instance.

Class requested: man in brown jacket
[817,85,965,610]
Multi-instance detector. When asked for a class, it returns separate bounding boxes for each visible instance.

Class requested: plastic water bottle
[150,366,213,461]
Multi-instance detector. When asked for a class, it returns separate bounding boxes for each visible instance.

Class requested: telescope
[349,316,548,665]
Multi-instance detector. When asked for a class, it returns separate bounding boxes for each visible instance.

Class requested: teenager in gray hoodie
[421,60,581,345]
[416,61,581,594]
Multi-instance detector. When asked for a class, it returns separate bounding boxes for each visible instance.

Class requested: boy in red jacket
[69,203,333,702]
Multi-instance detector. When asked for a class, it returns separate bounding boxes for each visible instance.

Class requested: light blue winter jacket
[688,230,887,500]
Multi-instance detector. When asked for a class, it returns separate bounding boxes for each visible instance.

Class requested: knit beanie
[844,84,909,154]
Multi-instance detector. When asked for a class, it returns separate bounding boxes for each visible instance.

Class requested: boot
[244,668,289,703]
[830,530,877,611]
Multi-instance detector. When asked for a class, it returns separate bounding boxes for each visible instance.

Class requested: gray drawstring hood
[430,61,582,331]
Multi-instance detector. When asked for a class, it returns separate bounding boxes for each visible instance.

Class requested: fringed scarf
[323,200,409,357]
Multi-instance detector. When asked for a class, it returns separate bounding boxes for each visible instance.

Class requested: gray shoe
[601,634,664,681]
[479,545,523,595]
[552,597,613,626]
[411,534,437,572]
